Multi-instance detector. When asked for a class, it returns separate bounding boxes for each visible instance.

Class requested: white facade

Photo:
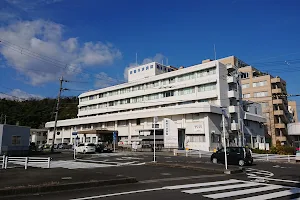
[45,61,265,151]
[30,129,47,145]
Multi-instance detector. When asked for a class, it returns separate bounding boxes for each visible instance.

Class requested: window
[197,67,216,77]
[138,68,140,72]
[154,81,159,87]
[243,93,250,98]
[134,70,136,73]
[137,119,141,125]
[118,120,128,126]
[242,83,250,89]
[12,136,21,145]
[169,77,175,84]
[109,101,114,106]
[150,65,153,69]
[178,73,195,82]
[241,72,249,79]
[198,83,216,92]
[146,66,149,70]
[254,91,268,97]
[142,68,144,71]
[260,102,269,109]
[253,81,267,87]
[156,65,160,69]
[130,71,133,74]
[179,87,195,95]
[186,135,206,142]
[163,91,174,97]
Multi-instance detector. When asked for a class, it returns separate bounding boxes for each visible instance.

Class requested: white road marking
[237,188,300,200]
[164,179,241,190]
[204,185,282,199]
[69,188,164,200]
[249,177,300,183]
[182,182,259,194]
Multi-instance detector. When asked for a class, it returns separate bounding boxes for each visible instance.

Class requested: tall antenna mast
[166,57,168,66]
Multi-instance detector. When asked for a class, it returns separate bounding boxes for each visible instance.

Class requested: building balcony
[275,123,286,129]
[228,106,238,113]
[227,76,236,83]
[272,88,282,94]
[271,77,286,84]
[231,122,239,131]
[228,90,238,99]
[273,99,283,104]
[226,64,235,70]
[274,110,289,123]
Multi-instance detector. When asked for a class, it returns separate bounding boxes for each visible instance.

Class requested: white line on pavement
[248,177,300,183]
[204,185,283,199]
[69,188,164,200]
[237,188,300,200]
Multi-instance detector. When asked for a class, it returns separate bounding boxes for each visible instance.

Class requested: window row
[79,98,218,117]
[242,91,268,98]
[79,83,217,111]
[130,64,154,74]
[80,67,217,102]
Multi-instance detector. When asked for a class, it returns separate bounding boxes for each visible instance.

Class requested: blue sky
[0,0,299,113]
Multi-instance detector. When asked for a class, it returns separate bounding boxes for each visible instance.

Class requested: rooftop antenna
[136,52,138,66]
[166,57,168,66]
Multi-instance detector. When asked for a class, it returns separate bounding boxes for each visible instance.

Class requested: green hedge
[252,146,296,155]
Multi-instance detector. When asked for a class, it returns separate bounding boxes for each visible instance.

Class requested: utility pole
[51,76,68,152]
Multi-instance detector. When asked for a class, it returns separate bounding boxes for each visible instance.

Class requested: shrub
[252,146,296,155]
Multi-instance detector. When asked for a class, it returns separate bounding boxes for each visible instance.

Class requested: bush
[252,146,296,155]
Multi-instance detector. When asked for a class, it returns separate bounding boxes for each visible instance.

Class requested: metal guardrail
[1,155,5,169]
[173,150,298,163]
[2,156,51,169]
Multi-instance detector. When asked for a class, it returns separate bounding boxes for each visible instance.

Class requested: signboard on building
[194,122,205,133]
[163,118,178,148]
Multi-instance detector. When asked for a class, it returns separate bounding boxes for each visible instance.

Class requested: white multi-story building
[45,60,266,151]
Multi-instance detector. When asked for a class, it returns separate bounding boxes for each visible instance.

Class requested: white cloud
[94,72,123,89]
[0,89,43,101]
[123,53,166,80]
[0,19,122,85]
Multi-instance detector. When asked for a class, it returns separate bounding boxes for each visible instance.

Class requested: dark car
[95,144,113,153]
[211,147,253,166]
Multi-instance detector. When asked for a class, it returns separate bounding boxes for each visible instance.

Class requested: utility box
[0,124,30,156]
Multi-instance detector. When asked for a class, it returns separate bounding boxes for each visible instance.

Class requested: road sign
[113,132,117,141]
[72,132,78,136]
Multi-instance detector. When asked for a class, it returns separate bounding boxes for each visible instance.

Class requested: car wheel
[238,160,245,166]
[212,158,218,164]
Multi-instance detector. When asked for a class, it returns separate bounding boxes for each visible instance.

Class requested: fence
[173,150,298,163]
[1,156,51,169]
[1,155,5,169]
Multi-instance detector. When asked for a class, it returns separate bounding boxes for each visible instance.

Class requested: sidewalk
[147,159,244,174]
[0,167,136,196]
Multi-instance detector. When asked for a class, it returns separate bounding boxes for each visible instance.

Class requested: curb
[0,177,137,197]
[146,162,244,174]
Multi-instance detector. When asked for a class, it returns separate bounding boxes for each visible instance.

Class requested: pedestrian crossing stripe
[165,179,300,200]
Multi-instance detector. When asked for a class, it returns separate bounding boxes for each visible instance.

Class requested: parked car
[75,143,96,154]
[96,144,113,153]
[210,147,253,166]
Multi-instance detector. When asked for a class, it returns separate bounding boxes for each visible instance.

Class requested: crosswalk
[164,179,300,199]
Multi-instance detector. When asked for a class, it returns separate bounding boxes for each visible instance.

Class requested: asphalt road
[2,151,300,200]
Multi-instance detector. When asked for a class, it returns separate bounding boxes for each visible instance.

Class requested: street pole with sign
[113,132,116,152]
[222,110,228,170]
[153,116,158,162]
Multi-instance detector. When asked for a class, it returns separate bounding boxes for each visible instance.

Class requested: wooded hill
[0,97,78,128]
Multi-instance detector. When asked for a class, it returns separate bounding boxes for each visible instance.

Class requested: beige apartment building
[218,56,292,146]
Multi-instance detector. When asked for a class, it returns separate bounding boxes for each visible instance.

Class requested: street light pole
[153,116,157,162]
[222,111,228,170]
